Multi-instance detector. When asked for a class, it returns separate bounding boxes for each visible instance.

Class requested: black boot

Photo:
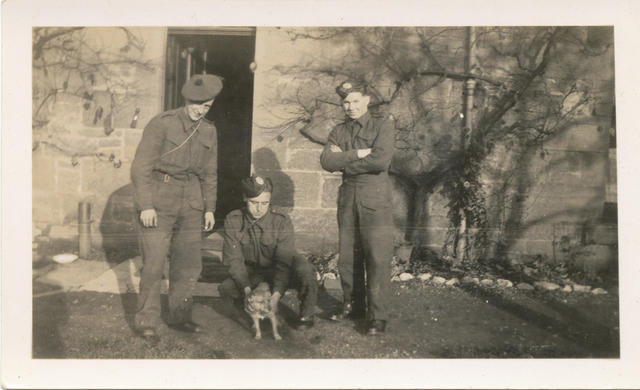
[366,320,387,335]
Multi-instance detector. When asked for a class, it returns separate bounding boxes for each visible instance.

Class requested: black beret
[241,175,273,198]
[335,80,368,99]
[181,74,224,102]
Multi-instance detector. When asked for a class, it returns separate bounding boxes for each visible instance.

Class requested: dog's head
[245,282,272,314]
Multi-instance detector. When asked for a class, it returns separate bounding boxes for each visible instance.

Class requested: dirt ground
[32,279,619,359]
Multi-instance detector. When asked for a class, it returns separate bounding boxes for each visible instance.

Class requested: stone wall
[32,27,166,257]
[250,27,616,259]
[33,26,616,262]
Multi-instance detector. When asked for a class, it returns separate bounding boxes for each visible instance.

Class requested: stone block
[578,153,608,187]
[289,208,337,237]
[295,232,338,254]
[33,192,59,224]
[550,124,608,153]
[253,168,295,208]
[415,227,448,248]
[525,240,554,257]
[288,171,322,208]
[321,175,342,208]
[98,137,123,148]
[584,223,618,245]
[289,129,329,149]
[33,152,56,191]
[56,168,82,194]
[289,208,338,237]
[79,127,108,138]
[96,146,123,159]
[60,194,83,224]
[570,244,617,277]
[287,148,323,171]
[49,224,78,240]
[252,143,289,171]
[49,97,85,126]
[124,129,144,160]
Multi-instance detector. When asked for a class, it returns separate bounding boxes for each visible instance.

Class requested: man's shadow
[252,147,294,210]
[98,183,143,332]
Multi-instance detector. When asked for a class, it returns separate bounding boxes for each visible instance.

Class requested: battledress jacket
[131,108,218,212]
[223,209,297,295]
[320,111,395,206]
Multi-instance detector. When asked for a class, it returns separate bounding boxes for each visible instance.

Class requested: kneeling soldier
[219,175,318,329]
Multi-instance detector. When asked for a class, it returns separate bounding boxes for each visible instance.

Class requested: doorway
[164,28,256,226]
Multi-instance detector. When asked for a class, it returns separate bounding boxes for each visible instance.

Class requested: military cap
[181,74,224,102]
[335,80,368,99]
[241,175,273,198]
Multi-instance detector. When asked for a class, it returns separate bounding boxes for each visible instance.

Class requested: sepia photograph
[3,0,640,388]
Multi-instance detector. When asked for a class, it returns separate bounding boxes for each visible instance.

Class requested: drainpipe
[455,26,476,263]
[185,47,194,81]
[78,201,91,258]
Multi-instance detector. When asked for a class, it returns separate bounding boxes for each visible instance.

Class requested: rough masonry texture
[32,27,616,267]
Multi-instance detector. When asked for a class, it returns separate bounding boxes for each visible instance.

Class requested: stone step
[202,231,224,251]
[202,249,222,263]
[194,282,220,297]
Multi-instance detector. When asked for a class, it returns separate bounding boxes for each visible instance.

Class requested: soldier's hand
[140,209,157,228]
[357,148,372,158]
[330,144,342,153]
[244,286,252,297]
[204,211,215,231]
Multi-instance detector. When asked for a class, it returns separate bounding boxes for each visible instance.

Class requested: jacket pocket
[161,131,187,165]
[196,132,216,168]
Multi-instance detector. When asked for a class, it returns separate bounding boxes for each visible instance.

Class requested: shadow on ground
[32,280,619,359]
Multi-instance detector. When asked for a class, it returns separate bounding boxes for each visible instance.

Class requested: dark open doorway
[164,28,255,227]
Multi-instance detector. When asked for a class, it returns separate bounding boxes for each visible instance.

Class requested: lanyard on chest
[161,119,202,159]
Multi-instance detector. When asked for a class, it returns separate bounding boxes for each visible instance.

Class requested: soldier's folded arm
[131,117,166,210]
[222,215,251,290]
[344,119,394,175]
[320,130,359,172]
[200,126,218,213]
[272,216,297,295]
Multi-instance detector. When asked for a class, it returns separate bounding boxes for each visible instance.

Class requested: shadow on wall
[252,147,294,210]
[99,183,140,264]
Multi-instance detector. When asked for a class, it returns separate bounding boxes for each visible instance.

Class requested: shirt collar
[349,110,371,128]
[178,107,197,133]
[241,208,272,231]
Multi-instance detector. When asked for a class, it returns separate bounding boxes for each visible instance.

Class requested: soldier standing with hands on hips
[131,74,223,342]
[320,80,395,335]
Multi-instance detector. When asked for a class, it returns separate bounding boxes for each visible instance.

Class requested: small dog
[244,282,281,340]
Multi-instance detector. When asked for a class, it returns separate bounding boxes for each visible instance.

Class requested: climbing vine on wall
[265,26,611,263]
[32,27,154,168]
